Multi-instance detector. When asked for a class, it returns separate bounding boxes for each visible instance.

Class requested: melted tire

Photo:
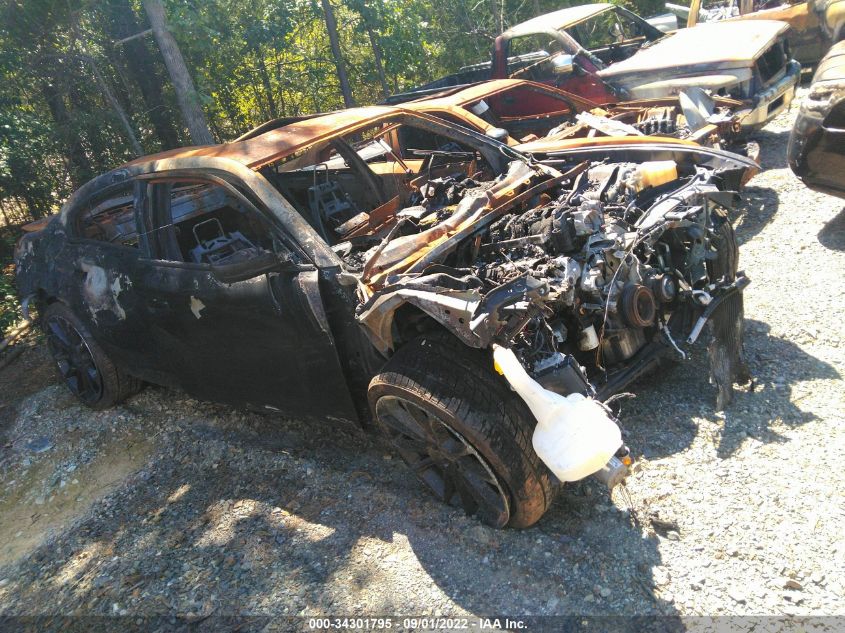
[368,334,555,528]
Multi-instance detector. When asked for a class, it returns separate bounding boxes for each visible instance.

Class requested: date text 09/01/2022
[307,617,527,630]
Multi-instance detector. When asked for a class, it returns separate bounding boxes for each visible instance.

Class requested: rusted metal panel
[124,106,399,169]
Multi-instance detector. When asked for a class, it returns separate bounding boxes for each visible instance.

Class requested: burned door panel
[59,241,156,378]
[53,179,159,377]
[131,175,359,420]
[135,261,358,419]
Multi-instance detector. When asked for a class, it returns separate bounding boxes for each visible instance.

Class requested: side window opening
[397,121,471,155]
[262,119,494,246]
[507,35,570,81]
[567,9,654,64]
[76,183,139,249]
[147,179,285,265]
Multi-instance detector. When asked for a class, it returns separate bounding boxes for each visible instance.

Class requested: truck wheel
[42,302,142,410]
[368,335,554,528]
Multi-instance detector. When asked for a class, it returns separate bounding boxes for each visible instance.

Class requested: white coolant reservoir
[492,345,622,483]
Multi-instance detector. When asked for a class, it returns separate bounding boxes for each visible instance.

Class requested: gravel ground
[0,88,843,626]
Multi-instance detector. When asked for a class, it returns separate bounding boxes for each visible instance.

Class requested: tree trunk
[255,51,278,119]
[41,76,91,186]
[80,54,144,156]
[105,0,182,149]
[18,188,42,221]
[321,0,355,108]
[366,26,390,99]
[0,199,12,227]
[143,0,215,145]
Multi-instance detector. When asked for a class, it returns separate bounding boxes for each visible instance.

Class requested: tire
[42,302,142,410]
[368,334,555,528]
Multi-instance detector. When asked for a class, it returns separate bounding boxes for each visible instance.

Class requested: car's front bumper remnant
[742,60,802,129]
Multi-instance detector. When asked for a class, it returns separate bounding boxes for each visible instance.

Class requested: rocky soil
[0,88,843,627]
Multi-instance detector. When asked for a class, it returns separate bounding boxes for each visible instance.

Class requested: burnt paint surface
[15,164,365,424]
[789,40,845,199]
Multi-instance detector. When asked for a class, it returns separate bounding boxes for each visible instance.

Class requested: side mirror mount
[485,127,510,143]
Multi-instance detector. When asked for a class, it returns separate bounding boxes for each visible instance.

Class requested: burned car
[252,79,753,158]
[16,108,756,528]
[675,0,845,66]
[393,3,800,130]
[401,79,752,151]
[788,40,845,197]
[253,79,752,153]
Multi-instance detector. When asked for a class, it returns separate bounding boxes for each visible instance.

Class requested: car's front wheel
[42,302,142,409]
[368,334,554,528]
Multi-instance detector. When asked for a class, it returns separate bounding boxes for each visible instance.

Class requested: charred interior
[297,130,750,400]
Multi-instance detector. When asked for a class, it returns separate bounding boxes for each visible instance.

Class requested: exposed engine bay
[537,89,748,151]
[346,156,749,406]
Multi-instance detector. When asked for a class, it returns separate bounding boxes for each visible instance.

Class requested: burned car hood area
[348,144,755,410]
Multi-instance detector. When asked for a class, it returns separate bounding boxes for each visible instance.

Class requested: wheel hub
[46,315,103,405]
[376,395,511,527]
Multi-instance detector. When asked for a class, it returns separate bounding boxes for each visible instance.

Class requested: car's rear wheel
[368,334,554,528]
[43,302,142,409]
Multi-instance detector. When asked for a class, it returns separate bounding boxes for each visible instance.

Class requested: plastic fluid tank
[493,345,622,482]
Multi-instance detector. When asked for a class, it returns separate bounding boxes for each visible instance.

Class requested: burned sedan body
[16,108,756,528]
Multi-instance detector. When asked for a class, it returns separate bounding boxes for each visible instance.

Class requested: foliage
[0,233,21,337]
[0,0,666,224]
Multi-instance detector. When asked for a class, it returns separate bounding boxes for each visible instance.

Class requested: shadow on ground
[618,318,838,461]
[0,365,676,624]
[732,186,780,247]
[818,206,845,251]
[748,129,789,171]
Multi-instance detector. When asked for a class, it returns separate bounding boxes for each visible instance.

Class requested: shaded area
[818,206,845,251]
[618,318,837,461]
[731,186,780,247]
[748,129,790,170]
[0,382,675,620]
[0,344,52,439]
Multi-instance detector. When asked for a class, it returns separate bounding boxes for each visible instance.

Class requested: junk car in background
[254,79,756,157]
[669,0,845,65]
[16,107,757,528]
[391,3,800,130]
[400,79,755,154]
[789,40,845,197]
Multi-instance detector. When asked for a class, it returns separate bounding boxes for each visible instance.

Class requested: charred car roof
[501,3,614,37]
[123,106,427,170]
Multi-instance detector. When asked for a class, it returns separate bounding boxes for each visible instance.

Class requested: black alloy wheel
[376,394,511,527]
[46,314,104,406]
